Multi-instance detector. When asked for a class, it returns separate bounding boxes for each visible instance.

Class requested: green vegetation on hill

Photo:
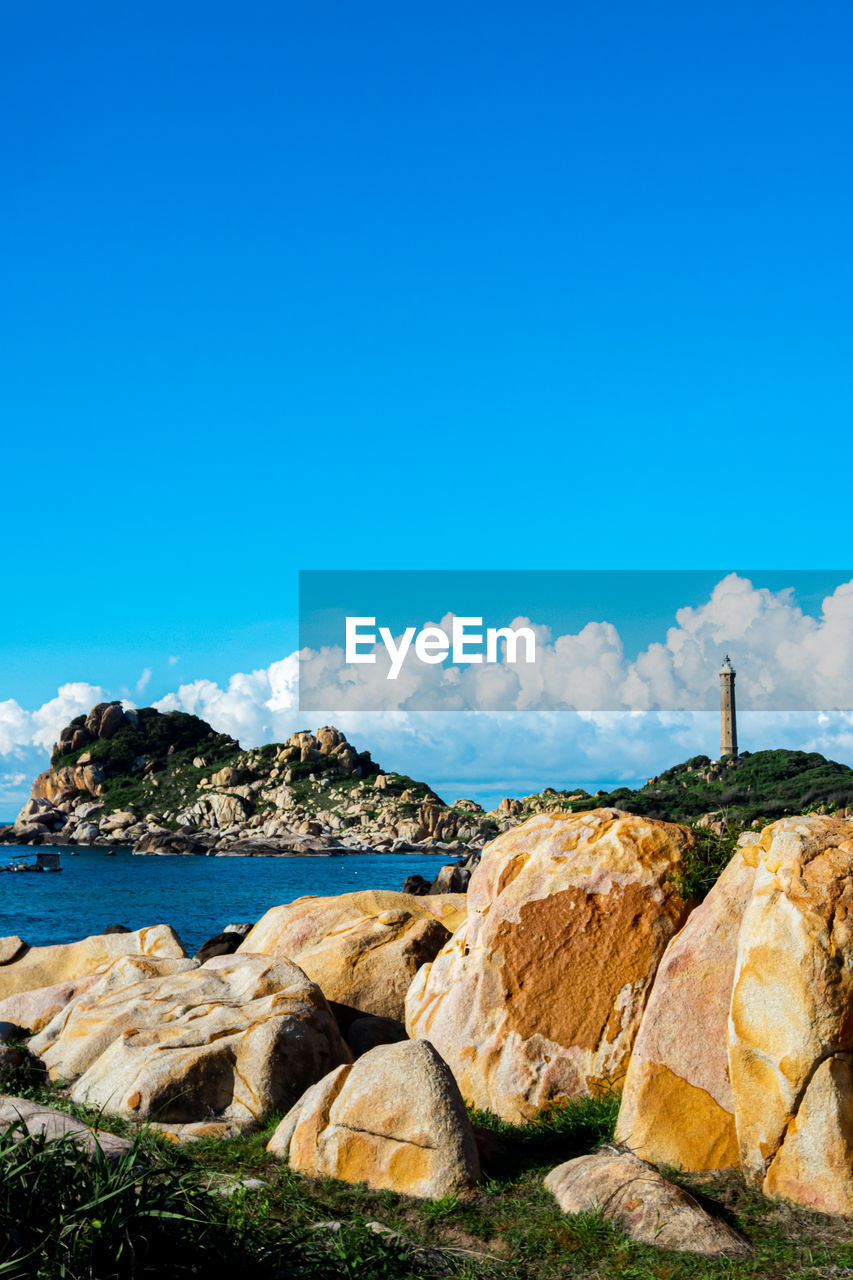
[51,708,239,776]
[555,749,853,827]
[40,705,451,840]
[50,708,243,823]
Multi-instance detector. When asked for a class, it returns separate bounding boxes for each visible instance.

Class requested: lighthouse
[720,655,738,759]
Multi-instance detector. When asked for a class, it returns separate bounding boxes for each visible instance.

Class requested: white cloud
[29,684,107,752]
[297,574,853,713]
[4,575,853,813]
[136,668,152,695]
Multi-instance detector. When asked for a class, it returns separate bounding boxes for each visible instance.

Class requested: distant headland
[3,700,853,863]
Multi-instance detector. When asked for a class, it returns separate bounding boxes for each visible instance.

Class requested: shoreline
[0,840,470,859]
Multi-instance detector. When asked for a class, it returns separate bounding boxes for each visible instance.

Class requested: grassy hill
[574,749,853,826]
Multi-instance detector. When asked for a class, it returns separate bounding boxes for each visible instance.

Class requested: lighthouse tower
[720,655,738,760]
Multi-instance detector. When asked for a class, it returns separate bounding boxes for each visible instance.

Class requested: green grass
[4,1081,853,1278]
[552,749,853,830]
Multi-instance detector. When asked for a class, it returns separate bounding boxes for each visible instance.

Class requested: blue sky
[2,2,853,808]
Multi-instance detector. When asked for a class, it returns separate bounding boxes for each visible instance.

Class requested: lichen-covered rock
[267,1040,480,1200]
[615,849,756,1170]
[238,891,466,1020]
[29,953,351,1126]
[0,926,186,1001]
[405,809,690,1122]
[730,816,853,1212]
[545,1149,751,1255]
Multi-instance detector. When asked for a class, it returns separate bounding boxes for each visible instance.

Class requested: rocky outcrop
[29,764,106,806]
[404,853,480,896]
[5,705,497,855]
[730,817,853,1213]
[238,891,466,1020]
[29,953,351,1127]
[615,815,853,1217]
[267,1040,480,1200]
[0,925,186,1002]
[545,1150,751,1255]
[614,849,755,1170]
[405,809,690,1122]
[193,930,245,962]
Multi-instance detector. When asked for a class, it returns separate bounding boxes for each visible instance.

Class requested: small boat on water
[0,852,62,873]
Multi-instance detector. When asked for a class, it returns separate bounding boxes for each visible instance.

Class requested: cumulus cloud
[3,574,853,813]
[298,575,853,713]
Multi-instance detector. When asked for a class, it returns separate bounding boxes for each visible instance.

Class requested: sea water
[0,846,452,953]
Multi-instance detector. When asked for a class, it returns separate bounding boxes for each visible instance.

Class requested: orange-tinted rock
[30,763,105,804]
[238,890,466,1019]
[0,925,186,1001]
[615,849,756,1170]
[763,1056,853,1214]
[0,937,27,967]
[267,1040,480,1200]
[405,809,690,1122]
[730,816,853,1209]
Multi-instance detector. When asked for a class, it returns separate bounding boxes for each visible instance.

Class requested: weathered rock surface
[0,937,27,966]
[0,953,198,1035]
[616,814,853,1217]
[0,975,105,1035]
[0,925,186,1002]
[406,809,690,1121]
[328,1002,408,1057]
[30,763,106,805]
[151,1120,245,1144]
[239,891,467,1020]
[545,1149,751,1255]
[730,817,853,1213]
[29,953,351,1126]
[615,849,756,1170]
[0,1095,134,1163]
[267,1040,480,1200]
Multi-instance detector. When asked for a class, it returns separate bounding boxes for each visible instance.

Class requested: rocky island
[0,701,501,857]
[5,701,853,865]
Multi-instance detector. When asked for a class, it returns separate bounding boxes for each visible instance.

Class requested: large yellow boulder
[405,809,690,1122]
[615,849,756,1170]
[730,817,853,1213]
[28,953,351,1126]
[0,925,186,1001]
[238,890,466,1020]
[267,1039,480,1200]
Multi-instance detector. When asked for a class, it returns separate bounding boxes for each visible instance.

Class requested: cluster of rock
[1,706,506,856]
[616,814,853,1215]
[6,807,853,1252]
